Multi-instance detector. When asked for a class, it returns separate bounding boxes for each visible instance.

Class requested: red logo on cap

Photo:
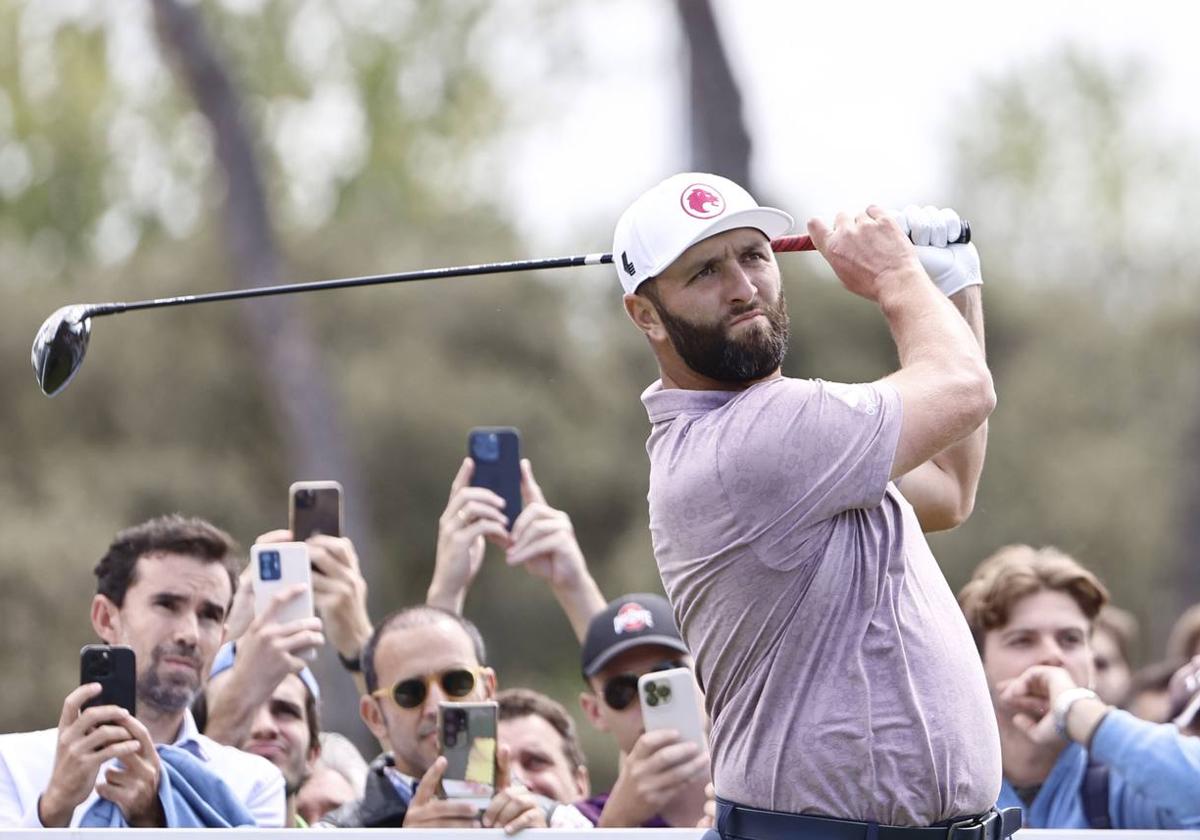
[681,184,724,219]
[613,602,655,635]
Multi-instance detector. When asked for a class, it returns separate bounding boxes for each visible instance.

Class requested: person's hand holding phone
[481,744,547,835]
[505,459,607,642]
[598,729,709,828]
[92,713,164,827]
[427,458,510,614]
[257,529,372,664]
[402,756,481,829]
[39,684,145,826]
[203,584,324,747]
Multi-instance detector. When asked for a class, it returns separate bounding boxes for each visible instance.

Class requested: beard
[138,641,203,713]
[651,288,790,383]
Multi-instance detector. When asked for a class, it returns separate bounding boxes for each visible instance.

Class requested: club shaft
[81,221,968,319]
[96,252,615,317]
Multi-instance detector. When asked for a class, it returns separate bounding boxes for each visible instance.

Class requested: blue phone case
[468,427,522,529]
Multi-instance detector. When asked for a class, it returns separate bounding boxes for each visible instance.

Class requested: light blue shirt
[997,709,1200,829]
[0,709,285,827]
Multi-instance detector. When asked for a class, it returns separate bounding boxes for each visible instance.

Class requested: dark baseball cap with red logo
[581,593,691,677]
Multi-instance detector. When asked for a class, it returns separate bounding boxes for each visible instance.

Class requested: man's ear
[574,763,591,799]
[623,292,664,341]
[360,695,389,743]
[91,594,122,645]
[579,690,608,733]
[481,667,498,700]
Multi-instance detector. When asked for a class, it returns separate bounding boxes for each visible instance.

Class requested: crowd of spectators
[0,455,1196,830]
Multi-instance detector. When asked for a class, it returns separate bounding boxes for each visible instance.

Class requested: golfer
[615,173,1016,840]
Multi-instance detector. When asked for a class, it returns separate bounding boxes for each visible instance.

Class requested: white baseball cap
[612,172,793,294]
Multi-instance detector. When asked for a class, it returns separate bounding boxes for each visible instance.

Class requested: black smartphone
[80,644,136,715]
[289,480,343,541]
[468,427,521,529]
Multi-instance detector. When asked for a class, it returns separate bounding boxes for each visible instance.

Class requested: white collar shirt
[0,709,285,827]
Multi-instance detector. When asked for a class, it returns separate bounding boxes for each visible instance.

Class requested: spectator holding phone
[204,644,325,827]
[427,456,606,637]
[428,457,710,828]
[0,515,285,827]
[575,594,710,829]
[320,605,545,832]
[958,544,1200,829]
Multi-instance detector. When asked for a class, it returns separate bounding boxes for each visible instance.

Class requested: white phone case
[252,542,316,660]
[637,667,707,750]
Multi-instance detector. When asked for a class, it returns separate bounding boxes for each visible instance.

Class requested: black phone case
[80,644,136,715]
[468,427,522,529]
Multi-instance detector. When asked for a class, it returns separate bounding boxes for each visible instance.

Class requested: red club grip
[770,235,814,252]
[770,221,970,254]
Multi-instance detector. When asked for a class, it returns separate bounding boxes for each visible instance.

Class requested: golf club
[31,222,969,397]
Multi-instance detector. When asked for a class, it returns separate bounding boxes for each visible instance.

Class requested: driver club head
[31,304,93,397]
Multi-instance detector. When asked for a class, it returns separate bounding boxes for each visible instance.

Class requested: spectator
[576,594,709,828]
[1167,603,1200,663]
[1124,660,1179,723]
[0,515,285,827]
[206,643,323,827]
[497,689,594,828]
[1092,605,1138,706]
[425,458,708,828]
[959,544,1200,829]
[497,688,588,803]
[296,733,367,826]
[320,606,544,832]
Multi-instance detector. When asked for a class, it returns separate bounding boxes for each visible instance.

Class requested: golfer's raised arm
[894,284,989,531]
[805,207,995,483]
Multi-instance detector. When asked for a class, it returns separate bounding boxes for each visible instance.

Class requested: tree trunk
[675,0,754,190]
[150,0,375,753]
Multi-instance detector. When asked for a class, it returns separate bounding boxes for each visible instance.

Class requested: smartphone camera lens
[259,550,282,581]
[658,684,672,701]
[296,489,315,509]
[471,432,501,463]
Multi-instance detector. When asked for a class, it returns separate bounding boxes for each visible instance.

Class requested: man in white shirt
[0,514,286,827]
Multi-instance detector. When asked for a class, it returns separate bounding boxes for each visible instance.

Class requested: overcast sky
[497,0,1199,255]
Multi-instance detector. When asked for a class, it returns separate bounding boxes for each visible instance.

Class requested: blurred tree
[942,48,1200,654]
[149,0,372,744]
[676,0,753,189]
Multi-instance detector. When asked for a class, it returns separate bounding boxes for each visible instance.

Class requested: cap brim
[582,635,691,676]
[646,206,794,281]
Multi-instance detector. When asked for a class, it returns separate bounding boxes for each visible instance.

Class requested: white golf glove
[892,205,982,297]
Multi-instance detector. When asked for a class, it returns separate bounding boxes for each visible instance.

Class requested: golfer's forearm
[918,286,989,527]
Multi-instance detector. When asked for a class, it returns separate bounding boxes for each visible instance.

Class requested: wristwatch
[1052,687,1099,739]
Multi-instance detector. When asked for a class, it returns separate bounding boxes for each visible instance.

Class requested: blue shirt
[997,709,1200,829]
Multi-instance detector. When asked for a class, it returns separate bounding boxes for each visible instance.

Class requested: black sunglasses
[602,659,687,711]
[372,667,481,709]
